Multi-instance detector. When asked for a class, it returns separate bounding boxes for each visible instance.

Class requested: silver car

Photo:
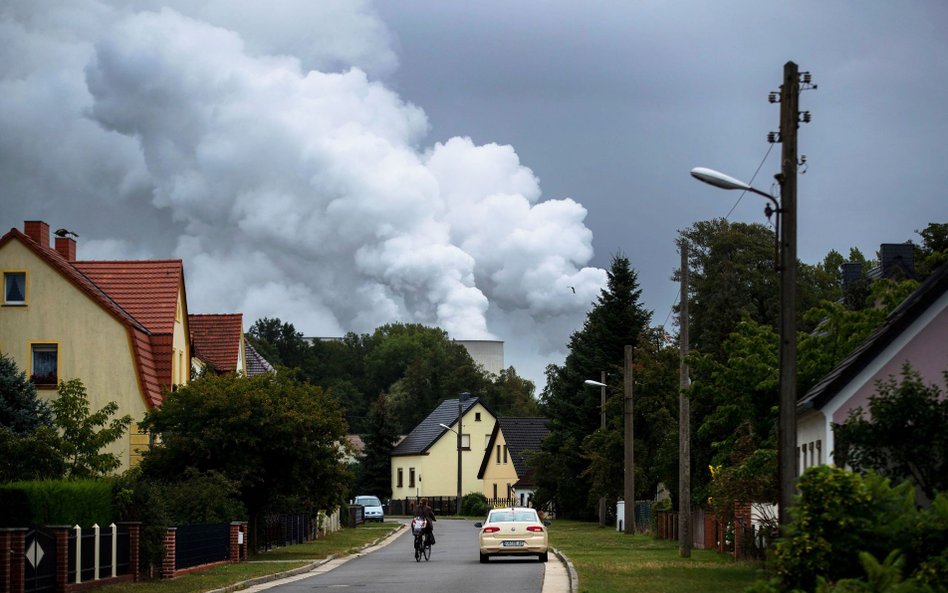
[353,495,384,522]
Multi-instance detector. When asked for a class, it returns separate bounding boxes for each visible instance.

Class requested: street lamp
[690,164,797,529]
[584,377,608,527]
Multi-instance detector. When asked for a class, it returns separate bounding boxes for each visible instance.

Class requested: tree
[480,367,538,417]
[0,352,52,433]
[358,393,398,499]
[536,254,652,518]
[914,222,948,279]
[140,371,350,519]
[834,364,948,502]
[50,379,133,478]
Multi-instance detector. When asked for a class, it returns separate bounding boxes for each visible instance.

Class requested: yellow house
[0,220,192,469]
[477,417,549,507]
[391,396,496,503]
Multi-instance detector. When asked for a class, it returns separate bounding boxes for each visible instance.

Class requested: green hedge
[0,480,112,527]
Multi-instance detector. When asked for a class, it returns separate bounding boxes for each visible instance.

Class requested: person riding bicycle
[413,498,436,545]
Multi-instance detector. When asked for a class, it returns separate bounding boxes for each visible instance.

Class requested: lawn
[548,520,763,593]
[98,521,402,593]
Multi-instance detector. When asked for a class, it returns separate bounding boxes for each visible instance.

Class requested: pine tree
[0,352,53,433]
[360,393,398,498]
[535,254,651,519]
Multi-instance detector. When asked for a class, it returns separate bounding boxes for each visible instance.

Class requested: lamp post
[689,163,796,529]
[584,375,608,527]
[440,391,469,515]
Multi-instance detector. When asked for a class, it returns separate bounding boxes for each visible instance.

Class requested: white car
[353,495,385,522]
[474,507,549,563]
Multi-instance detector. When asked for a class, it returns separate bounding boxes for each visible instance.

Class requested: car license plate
[502,540,525,547]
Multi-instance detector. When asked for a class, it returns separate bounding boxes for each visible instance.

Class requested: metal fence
[175,523,229,570]
[256,513,312,552]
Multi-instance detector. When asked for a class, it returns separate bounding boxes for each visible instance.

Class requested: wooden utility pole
[599,370,607,528]
[678,242,692,557]
[623,345,635,534]
[777,61,799,529]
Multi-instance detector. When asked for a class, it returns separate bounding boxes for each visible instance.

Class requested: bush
[461,492,489,517]
[755,466,948,593]
[0,480,112,527]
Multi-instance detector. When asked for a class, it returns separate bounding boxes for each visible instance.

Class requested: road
[257,519,546,593]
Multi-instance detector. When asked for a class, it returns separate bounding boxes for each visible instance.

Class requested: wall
[480,429,517,499]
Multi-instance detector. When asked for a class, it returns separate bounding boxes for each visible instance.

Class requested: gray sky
[2,1,946,391]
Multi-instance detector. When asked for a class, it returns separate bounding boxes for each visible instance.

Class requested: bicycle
[411,518,432,562]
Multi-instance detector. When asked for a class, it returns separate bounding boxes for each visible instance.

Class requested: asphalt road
[261,519,546,593]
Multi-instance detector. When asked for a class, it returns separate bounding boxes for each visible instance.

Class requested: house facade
[390,396,496,500]
[796,262,948,473]
[477,417,549,507]
[1,221,192,468]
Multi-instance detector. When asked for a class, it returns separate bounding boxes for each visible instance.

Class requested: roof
[244,340,275,376]
[799,262,948,411]
[0,228,165,408]
[190,313,243,373]
[74,260,183,334]
[392,397,492,456]
[477,417,550,485]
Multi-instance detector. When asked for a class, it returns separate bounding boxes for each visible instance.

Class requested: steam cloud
[0,0,606,387]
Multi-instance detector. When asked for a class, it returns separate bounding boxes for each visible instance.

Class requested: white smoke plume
[0,0,606,388]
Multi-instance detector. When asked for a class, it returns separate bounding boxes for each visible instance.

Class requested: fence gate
[24,527,56,593]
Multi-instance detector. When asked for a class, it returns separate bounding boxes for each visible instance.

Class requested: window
[4,272,26,304]
[503,446,509,464]
[475,412,481,421]
[397,468,404,488]
[496,444,501,463]
[31,343,58,387]
[493,483,498,498]
[461,434,470,449]
[409,468,416,488]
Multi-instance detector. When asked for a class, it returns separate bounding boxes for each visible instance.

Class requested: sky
[2,1,946,393]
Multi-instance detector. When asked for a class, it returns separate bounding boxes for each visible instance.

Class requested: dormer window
[4,272,26,305]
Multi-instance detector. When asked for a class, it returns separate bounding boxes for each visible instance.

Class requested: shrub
[461,492,489,517]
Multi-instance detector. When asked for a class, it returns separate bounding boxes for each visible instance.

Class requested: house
[0,220,192,468]
[477,417,549,507]
[796,261,948,473]
[390,395,496,501]
[189,313,246,376]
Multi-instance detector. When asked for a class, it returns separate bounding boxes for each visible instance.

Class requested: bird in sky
[54,228,79,238]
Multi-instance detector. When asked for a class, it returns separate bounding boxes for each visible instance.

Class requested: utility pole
[623,345,635,534]
[777,61,799,529]
[678,241,691,557]
[599,370,607,528]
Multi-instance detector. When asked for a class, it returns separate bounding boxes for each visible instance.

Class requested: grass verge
[98,521,401,593]
[548,520,762,593]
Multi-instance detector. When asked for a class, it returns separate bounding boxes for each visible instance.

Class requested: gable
[392,397,497,456]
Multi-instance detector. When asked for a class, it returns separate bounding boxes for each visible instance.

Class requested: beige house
[0,221,191,469]
[390,396,496,501]
[477,417,549,507]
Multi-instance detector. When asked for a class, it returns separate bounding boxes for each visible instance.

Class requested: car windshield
[355,496,381,506]
[489,510,537,523]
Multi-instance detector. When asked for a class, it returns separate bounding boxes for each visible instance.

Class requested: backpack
[411,517,427,535]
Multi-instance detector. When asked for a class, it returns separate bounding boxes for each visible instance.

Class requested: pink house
[796,262,948,472]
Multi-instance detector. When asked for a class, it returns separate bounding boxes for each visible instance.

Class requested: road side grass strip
[98,521,402,593]
[548,520,761,593]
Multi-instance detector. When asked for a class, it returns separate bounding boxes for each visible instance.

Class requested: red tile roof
[189,313,243,373]
[73,261,183,334]
[0,228,173,408]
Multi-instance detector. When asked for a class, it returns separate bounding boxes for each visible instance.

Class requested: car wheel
[479,553,489,564]
[539,552,548,563]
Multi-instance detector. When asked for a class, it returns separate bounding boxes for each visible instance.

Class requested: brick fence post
[119,522,141,582]
[49,526,71,593]
[161,528,176,579]
[229,523,239,563]
[2,528,27,593]
[240,522,248,561]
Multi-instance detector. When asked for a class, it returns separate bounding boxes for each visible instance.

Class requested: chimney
[24,221,50,249]
[841,262,862,289]
[880,243,915,280]
[55,237,77,261]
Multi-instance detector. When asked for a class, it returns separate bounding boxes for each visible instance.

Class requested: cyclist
[413,498,437,545]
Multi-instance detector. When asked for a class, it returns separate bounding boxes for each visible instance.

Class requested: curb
[551,547,579,593]
[205,524,406,593]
